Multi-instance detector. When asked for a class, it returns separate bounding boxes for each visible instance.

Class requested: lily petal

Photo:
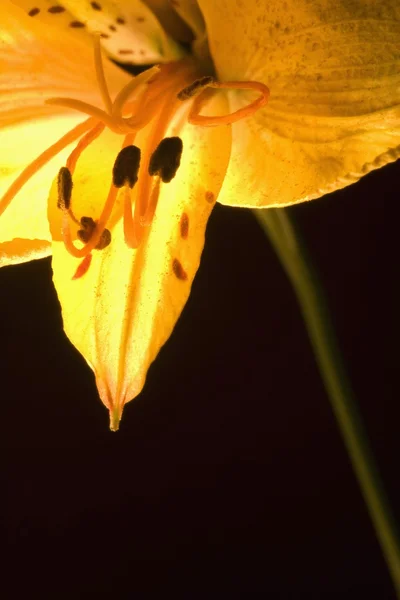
[48,94,231,430]
[198,0,400,207]
[2,0,132,126]
[0,114,85,266]
[11,0,185,64]
[0,0,131,265]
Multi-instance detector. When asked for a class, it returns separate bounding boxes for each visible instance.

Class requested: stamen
[77,216,112,249]
[57,166,73,210]
[123,186,140,248]
[93,34,113,114]
[132,75,191,229]
[148,137,183,183]
[96,228,112,249]
[185,80,270,127]
[142,177,161,226]
[61,184,118,258]
[111,66,160,119]
[112,145,141,188]
[77,216,96,242]
[45,98,126,133]
[67,122,105,173]
[177,76,214,100]
[0,117,96,218]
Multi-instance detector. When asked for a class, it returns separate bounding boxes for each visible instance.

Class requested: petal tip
[109,405,123,432]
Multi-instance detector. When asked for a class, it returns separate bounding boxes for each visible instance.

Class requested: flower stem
[253,207,400,595]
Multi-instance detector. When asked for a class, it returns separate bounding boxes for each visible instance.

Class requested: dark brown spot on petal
[205,190,215,203]
[180,213,189,239]
[100,33,109,38]
[109,24,117,31]
[91,1,102,10]
[28,7,40,16]
[118,49,134,55]
[48,5,66,13]
[136,16,145,22]
[116,17,126,24]
[70,21,85,28]
[172,258,187,281]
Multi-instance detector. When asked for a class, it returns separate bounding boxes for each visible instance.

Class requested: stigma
[0,34,270,263]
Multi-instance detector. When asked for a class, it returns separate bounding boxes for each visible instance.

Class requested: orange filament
[134,72,193,224]
[61,183,119,258]
[187,80,270,126]
[111,66,160,119]
[0,35,270,261]
[0,117,96,219]
[93,34,112,115]
[66,122,105,174]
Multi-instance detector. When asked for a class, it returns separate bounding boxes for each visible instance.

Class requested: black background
[0,160,395,598]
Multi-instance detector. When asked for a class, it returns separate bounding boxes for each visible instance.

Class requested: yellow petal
[48,94,231,430]
[198,0,400,207]
[0,114,85,266]
[10,0,185,64]
[0,0,131,266]
[2,0,131,126]
[0,239,51,268]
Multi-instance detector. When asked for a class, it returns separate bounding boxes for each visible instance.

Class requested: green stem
[254,207,400,596]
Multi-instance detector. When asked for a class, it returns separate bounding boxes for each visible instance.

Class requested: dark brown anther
[148,137,183,183]
[77,217,111,250]
[95,228,111,250]
[112,145,141,188]
[177,76,214,101]
[57,166,73,210]
[77,216,96,242]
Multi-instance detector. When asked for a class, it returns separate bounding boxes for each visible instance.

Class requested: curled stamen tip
[148,137,183,183]
[96,228,111,250]
[57,166,73,210]
[77,216,96,243]
[113,145,141,189]
[77,216,111,250]
[177,76,214,101]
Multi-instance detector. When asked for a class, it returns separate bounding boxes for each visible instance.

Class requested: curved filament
[0,117,96,218]
[67,121,105,173]
[93,34,113,114]
[188,80,270,126]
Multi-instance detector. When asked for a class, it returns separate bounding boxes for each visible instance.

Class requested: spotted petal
[11,0,185,64]
[48,94,231,430]
[198,0,400,207]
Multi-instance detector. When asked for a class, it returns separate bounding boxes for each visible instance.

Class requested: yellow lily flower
[0,0,399,430]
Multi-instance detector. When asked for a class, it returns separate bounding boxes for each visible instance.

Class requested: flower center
[0,35,269,262]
